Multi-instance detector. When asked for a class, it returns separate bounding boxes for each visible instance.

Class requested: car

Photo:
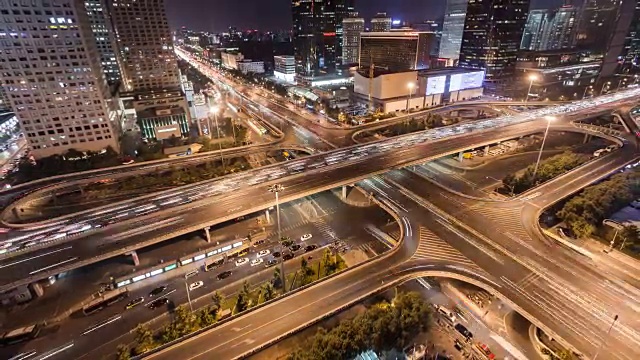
[237,249,249,257]
[250,258,264,266]
[189,281,204,291]
[149,285,167,297]
[282,253,294,261]
[453,339,465,351]
[281,239,294,247]
[474,343,495,359]
[257,249,270,257]
[304,244,318,252]
[605,144,619,152]
[217,271,232,280]
[253,240,265,247]
[289,244,301,252]
[265,259,278,267]
[125,297,144,310]
[631,200,640,209]
[593,149,607,157]
[148,297,169,310]
[455,323,473,339]
[300,233,313,241]
[235,258,249,266]
[272,251,281,258]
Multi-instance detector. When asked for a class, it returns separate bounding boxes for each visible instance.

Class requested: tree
[299,257,316,286]
[211,291,223,314]
[133,324,155,355]
[619,224,640,249]
[261,282,276,303]
[115,345,131,360]
[272,266,283,289]
[235,280,251,313]
[556,349,576,360]
[198,305,217,327]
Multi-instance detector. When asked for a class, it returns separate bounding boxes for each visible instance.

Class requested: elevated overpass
[0,107,632,293]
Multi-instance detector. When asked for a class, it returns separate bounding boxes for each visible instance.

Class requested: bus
[0,324,42,346]
[82,288,129,316]
[247,119,267,135]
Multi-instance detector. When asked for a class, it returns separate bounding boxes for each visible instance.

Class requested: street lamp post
[268,184,286,292]
[525,74,538,102]
[209,106,225,172]
[406,82,415,113]
[533,116,555,180]
[593,315,618,360]
[184,274,193,312]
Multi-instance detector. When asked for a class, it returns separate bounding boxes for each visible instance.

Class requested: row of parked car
[593,144,620,157]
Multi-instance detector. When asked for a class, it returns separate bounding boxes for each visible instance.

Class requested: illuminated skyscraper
[371,12,392,32]
[439,0,469,62]
[574,0,620,53]
[601,0,640,77]
[0,0,119,158]
[291,0,355,77]
[84,0,121,87]
[342,17,365,64]
[459,0,531,93]
[521,6,579,51]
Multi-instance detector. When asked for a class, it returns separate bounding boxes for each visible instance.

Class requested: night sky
[166,0,564,33]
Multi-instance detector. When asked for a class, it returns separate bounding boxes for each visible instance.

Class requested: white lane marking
[82,314,122,336]
[0,246,73,269]
[28,257,78,275]
[34,342,74,360]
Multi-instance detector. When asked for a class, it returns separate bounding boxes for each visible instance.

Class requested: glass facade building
[360,32,435,72]
[439,0,469,62]
[459,0,531,93]
[521,6,578,51]
[342,17,364,65]
[291,0,354,77]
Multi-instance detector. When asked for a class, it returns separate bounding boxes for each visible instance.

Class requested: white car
[189,281,204,291]
[235,258,249,267]
[593,149,607,157]
[250,258,264,267]
[257,249,270,257]
[300,234,312,241]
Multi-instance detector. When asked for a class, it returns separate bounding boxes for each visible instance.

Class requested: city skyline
[165,0,563,33]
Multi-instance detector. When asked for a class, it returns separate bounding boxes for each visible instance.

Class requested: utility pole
[593,315,618,360]
[268,184,286,292]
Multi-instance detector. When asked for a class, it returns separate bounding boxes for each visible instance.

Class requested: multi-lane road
[0,104,632,294]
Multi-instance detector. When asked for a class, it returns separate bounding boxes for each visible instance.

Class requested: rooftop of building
[137,106,186,119]
[357,66,477,79]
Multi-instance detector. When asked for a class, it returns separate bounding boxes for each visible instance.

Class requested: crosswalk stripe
[413,227,480,269]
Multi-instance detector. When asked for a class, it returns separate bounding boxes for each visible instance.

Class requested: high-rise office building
[109,0,181,92]
[459,0,531,93]
[439,0,469,62]
[360,31,435,72]
[0,0,119,158]
[521,10,547,50]
[291,0,354,77]
[601,0,640,77]
[108,0,189,140]
[342,17,365,64]
[574,0,620,53]
[521,6,579,51]
[84,0,121,87]
[371,13,392,32]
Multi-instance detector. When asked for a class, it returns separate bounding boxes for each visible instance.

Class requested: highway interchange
[1,51,640,359]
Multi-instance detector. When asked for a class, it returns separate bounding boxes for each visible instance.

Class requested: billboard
[155,124,182,140]
[449,71,485,92]
[426,75,446,95]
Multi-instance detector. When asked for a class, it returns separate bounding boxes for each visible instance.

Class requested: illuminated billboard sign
[426,75,446,95]
[449,71,485,92]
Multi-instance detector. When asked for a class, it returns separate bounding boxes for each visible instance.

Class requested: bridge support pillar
[204,226,211,243]
[484,145,490,156]
[342,185,348,199]
[265,209,271,224]
[457,151,464,162]
[583,133,592,144]
[126,251,140,267]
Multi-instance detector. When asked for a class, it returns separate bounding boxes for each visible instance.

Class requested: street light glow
[528,74,538,81]
[209,105,219,114]
[407,82,415,89]
[545,115,556,122]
